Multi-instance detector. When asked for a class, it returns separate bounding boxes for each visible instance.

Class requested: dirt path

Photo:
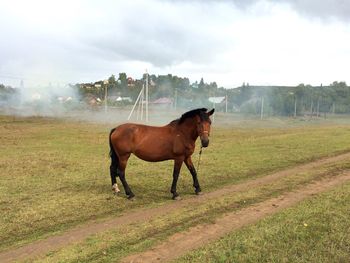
[122,172,350,263]
[1,152,350,263]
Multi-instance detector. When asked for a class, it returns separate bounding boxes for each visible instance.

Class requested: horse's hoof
[112,184,121,194]
[195,191,203,195]
[173,195,181,201]
[127,194,135,200]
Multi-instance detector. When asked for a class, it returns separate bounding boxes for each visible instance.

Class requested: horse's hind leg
[110,165,120,194]
[171,159,183,200]
[118,154,135,199]
[110,151,120,194]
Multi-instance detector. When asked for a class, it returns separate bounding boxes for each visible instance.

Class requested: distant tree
[107,74,118,95]
[118,73,128,93]
[329,81,349,113]
[209,82,218,90]
[198,78,205,90]
[108,74,116,84]
[236,85,252,107]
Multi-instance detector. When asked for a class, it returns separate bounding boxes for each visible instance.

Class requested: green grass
[33,156,350,262]
[2,115,350,251]
[177,182,350,263]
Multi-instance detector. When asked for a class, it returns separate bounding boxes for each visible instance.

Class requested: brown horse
[109,108,215,200]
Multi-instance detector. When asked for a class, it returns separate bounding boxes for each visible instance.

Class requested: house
[208,97,226,104]
[84,94,101,106]
[116,96,132,102]
[57,96,73,103]
[127,77,135,87]
[152,97,173,105]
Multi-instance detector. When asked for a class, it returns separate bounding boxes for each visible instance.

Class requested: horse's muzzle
[201,138,209,148]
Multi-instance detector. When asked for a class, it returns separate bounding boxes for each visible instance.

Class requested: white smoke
[1,82,81,117]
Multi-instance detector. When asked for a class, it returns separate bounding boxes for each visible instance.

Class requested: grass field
[177,181,350,263]
[1,113,350,261]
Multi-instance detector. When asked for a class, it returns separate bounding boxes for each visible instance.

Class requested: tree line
[228,82,349,116]
[1,74,350,116]
[76,74,350,116]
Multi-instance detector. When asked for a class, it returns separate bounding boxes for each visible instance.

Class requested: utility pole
[294,96,297,118]
[225,94,228,113]
[174,88,177,111]
[103,79,109,113]
[140,85,144,121]
[145,72,149,122]
[310,100,313,118]
[128,86,143,121]
[137,89,141,120]
[212,101,216,122]
[127,70,149,122]
[260,96,264,120]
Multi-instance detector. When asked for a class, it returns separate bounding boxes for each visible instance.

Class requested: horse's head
[196,109,215,147]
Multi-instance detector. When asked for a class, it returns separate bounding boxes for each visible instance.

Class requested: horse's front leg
[171,159,183,200]
[185,156,201,195]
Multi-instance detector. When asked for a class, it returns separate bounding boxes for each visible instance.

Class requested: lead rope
[197,145,203,175]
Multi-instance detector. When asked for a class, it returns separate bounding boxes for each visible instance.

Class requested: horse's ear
[208,109,215,116]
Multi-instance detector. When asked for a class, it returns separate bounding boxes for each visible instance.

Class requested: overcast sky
[0,0,349,88]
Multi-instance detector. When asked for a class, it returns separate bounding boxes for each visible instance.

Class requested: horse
[109,108,215,200]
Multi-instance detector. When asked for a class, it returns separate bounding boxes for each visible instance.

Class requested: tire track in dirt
[122,172,350,263]
[1,152,350,263]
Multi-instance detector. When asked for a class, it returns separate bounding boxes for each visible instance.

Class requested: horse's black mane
[169,108,209,125]
[179,108,208,123]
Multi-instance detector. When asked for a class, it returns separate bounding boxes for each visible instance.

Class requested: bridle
[195,113,213,175]
[198,126,210,137]
[197,129,209,175]
[197,144,203,176]
[196,118,211,174]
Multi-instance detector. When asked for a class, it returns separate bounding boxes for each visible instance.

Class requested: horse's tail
[109,128,119,173]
